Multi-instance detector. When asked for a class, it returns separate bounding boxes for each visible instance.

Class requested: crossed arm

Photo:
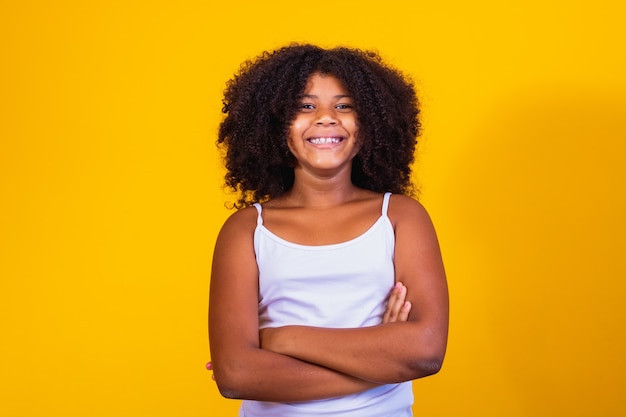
[208,196,448,402]
[207,282,410,378]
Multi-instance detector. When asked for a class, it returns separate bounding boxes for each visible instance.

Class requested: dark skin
[206,280,411,380]
[208,73,448,401]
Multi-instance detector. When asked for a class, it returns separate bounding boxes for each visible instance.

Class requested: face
[287,73,359,176]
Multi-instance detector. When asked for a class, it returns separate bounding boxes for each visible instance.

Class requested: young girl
[208,44,448,416]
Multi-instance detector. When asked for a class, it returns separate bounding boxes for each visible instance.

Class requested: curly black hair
[218,44,421,208]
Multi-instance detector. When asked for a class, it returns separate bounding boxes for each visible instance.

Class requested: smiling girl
[208,44,448,417]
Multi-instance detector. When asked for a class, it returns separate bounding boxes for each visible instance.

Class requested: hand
[382,282,411,323]
[259,327,280,352]
[206,361,215,380]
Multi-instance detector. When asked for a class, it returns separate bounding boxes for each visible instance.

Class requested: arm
[206,281,411,382]
[209,208,381,402]
[260,195,449,384]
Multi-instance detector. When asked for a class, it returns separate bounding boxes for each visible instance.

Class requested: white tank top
[240,192,414,417]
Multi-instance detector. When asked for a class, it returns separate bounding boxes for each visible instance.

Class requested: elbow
[406,343,446,379]
[212,364,249,400]
[384,355,444,384]
[216,384,243,400]
[408,330,447,379]
[210,346,266,400]
[399,355,444,381]
[412,355,444,377]
[213,373,239,399]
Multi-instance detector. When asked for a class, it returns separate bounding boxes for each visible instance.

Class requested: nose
[315,107,337,125]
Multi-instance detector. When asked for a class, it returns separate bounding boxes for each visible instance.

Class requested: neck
[285,168,361,209]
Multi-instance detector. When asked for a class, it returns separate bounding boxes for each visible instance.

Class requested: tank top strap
[253,203,263,226]
[381,192,392,217]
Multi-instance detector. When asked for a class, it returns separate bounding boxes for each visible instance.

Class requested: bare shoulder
[212,206,260,285]
[217,205,259,241]
[387,194,434,229]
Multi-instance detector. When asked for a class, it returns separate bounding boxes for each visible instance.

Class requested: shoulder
[388,194,430,222]
[387,194,438,238]
[217,205,259,242]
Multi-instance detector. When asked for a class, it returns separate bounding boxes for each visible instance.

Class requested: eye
[335,103,354,112]
[299,103,315,112]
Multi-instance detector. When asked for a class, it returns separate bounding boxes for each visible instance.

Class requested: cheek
[290,118,306,133]
[287,119,307,144]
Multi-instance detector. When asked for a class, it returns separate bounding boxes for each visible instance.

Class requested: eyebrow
[300,94,352,99]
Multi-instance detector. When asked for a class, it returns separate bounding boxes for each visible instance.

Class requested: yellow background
[1,1,625,416]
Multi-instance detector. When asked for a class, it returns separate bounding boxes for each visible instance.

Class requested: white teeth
[308,137,342,144]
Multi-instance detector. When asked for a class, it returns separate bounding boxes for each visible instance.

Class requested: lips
[307,137,344,145]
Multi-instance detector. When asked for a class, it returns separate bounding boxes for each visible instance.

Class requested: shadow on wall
[446,86,626,416]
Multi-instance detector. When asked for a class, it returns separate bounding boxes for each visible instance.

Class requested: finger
[382,283,400,322]
[205,361,217,382]
[387,282,404,323]
[390,284,407,321]
[398,300,411,322]
[383,282,407,323]
[206,362,218,382]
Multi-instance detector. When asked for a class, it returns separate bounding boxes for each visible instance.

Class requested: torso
[243,190,414,416]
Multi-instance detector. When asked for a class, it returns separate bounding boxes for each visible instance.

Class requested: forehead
[303,73,350,96]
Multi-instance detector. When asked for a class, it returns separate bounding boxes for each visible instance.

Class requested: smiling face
[287,72,360,177]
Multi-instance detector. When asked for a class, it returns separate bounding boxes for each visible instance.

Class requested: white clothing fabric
[240,192,413,416]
